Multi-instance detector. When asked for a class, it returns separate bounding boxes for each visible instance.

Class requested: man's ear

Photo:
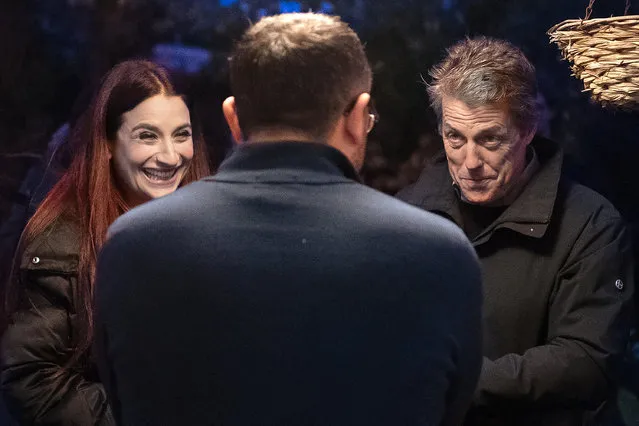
[522,123,537,146]
[343,92,371,144]
[222,97,243,145]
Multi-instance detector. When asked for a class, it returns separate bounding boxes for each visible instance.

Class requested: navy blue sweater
[95,142,482,426]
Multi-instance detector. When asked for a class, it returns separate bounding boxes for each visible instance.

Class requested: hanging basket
[548,1,639,108]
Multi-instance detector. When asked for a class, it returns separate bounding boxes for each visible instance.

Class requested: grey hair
[427,37,539,134]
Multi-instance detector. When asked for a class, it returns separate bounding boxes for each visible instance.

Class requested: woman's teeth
[143,168,177,181]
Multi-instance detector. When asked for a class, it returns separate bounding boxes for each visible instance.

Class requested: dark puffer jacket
[1,218,114,425]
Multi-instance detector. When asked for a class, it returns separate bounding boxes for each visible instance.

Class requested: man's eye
[445,133,465,148]
[481,136,504,147]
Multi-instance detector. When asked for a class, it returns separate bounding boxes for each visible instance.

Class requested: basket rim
[548,15,639,34]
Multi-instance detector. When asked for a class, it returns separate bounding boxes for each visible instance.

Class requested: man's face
[441,96,533,205]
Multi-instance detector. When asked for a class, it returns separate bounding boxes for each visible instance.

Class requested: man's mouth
[461,177,492,182]
[142,167,179,182]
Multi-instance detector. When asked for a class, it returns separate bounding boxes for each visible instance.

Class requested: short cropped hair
[428,37,539,134]
[229,13,372,140]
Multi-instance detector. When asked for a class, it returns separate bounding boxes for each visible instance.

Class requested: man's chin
[460,190,497,205]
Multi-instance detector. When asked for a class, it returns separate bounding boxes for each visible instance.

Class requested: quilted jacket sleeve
[0,226,114,425]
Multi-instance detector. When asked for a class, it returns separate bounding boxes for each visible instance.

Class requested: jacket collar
[209,141,361,184]
[412,136,562,241]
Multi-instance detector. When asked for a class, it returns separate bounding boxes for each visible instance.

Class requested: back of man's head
[229,13,372,141]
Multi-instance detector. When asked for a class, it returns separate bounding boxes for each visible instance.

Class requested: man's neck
[246,129,316,144]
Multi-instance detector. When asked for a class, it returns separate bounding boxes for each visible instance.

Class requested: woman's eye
[139,132,157,140]
[175,130,191,142]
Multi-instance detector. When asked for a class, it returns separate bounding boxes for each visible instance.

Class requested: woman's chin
[144,186,180,200]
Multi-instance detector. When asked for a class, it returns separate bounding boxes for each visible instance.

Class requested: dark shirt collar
[210,141,361,184]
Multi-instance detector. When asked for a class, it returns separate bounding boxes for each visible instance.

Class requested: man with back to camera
[94,13,483,426]
[397,36,635,426]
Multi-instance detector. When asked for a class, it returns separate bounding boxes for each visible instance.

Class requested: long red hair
[6,59,210,367]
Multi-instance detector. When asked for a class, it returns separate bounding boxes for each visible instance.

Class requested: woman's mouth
[142,167,179,182]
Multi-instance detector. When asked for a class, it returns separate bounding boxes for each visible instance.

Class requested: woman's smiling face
[110,94,194,207]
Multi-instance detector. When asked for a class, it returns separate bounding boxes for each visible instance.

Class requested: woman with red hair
[1,59,211,425]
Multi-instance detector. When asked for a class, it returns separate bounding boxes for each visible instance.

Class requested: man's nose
[464,142,484,171]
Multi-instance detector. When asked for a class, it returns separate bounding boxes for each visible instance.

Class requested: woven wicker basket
[548,12,639,108]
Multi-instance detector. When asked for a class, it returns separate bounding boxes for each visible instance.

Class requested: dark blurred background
[2,0,638,211]
[1,0,638,422]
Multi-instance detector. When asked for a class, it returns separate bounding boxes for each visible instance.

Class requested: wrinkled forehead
[441,96,512,133]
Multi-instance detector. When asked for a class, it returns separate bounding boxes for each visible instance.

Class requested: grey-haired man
[398,37,635,426]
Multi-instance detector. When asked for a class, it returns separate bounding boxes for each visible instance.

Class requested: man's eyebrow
[475,126,508,136]
[442,123,460,132]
